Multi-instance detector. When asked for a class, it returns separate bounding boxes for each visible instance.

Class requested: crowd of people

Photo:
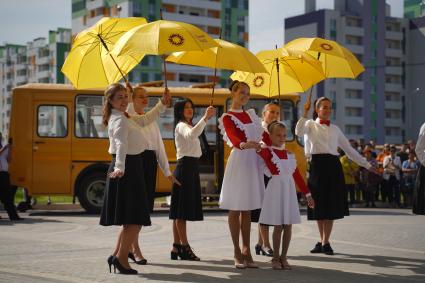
[338,140,420,209]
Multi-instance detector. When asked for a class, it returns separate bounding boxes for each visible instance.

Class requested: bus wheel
[78,172,106,214]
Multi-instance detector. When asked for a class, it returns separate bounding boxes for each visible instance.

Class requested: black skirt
[307,154,349,220]
[169,157,203,221]
[99,154,151,226]
[141,150,158,213]
[413,164,425,215]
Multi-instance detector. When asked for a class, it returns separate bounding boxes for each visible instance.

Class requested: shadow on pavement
[291,253,425,276]
[0,217,64,226]
[138,262,424,283]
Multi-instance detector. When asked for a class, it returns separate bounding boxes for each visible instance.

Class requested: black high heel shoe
[128,252,147,265]
[107,255,114,273]
[180,244,200,261]
[171,243,182,260]
[254,244,261,255]
[112,257,138,274]
[260,246,274,257]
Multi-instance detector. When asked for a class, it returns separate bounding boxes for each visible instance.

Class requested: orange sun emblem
[253,76,265,88]
[320,43,333,51]
[168,34,184,46]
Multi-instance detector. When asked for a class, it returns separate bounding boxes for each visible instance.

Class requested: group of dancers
[99,80,424,275]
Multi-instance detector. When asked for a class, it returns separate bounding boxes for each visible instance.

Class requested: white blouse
[127,102,172,177]
[295,117,371,169]
[175,119,206,160]
[108,100,166,173]
[415,122,425,166]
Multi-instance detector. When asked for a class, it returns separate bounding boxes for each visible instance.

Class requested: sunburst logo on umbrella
[253,75,265,88]
[320,43,333,51]
[168,34,185,46]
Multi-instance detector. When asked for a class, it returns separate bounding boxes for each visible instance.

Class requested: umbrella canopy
[231,47,325,97]
[112,20,218,56]
[165,39,267,74]
[62,17,147,89]
[285,37,364,79]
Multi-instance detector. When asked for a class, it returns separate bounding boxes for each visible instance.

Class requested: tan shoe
[281,256,292,270]
[271,258,283,270]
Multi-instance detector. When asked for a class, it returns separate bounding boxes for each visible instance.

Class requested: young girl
[125,85,179,265]
[253,101,281,258]
[219,80,264,269]
[100,83,169,274]
[258,121,314,270]
[295,96,375,255]
[169,99,214,261]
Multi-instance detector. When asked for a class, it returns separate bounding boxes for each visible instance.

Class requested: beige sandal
[271,258,283,270]
[281,257,292,270]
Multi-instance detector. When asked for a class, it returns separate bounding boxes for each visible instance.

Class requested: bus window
[37,105,68,137]
[75,95,107,138]
[226,98,295,141]
[146,97,184,139]
[193,106,217,144]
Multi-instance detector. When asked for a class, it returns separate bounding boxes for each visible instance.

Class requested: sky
[0,0,404,52]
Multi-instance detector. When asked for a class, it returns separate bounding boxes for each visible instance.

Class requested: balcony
[385,66,402,75]
[385,101,402,109]
[384,118,403,127]
[162,12,221,27]
[344,44,363,54]
[344,79,364,89]
[167,62,216,76]
[385,48,403,57]
[345,26,364,37]
[163,0,221,10]
[343,98,364,107]
[86,0,104,10]
[385,83,403,92]
[344,117,364,124]
[385,30,403,41]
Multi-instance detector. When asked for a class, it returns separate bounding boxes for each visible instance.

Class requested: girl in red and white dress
[258,121,315,270]
[254,102,281,258]
[218,81,264,269]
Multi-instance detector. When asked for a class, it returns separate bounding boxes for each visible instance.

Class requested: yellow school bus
[9,83,306,213]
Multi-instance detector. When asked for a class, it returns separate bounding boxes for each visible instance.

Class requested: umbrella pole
[306,52,321,113]
[160,9,169,90]
[97,34,127,82]
[275,45,281,110]
[210,28,221,106]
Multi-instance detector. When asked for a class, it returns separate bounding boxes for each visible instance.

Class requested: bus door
[32,101,72,194]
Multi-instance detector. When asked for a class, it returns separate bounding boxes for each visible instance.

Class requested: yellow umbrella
[231,47,325,99]
[166,38,267,103]
[285,37,364,78]
[61,17,147,89]
[166,39,267,73]
[111,19,219,88]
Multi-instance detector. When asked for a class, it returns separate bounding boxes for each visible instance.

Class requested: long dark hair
[174,98,194,129]
[102,83,127,126]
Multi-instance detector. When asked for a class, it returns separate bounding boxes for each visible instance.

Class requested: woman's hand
[161,88,171,106]
[168,175,182,186]
[108,169,124,179]
[203,106,215,121]
[306,195,315,208]
[242,141,261,151]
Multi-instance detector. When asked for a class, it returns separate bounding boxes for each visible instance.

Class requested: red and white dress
[218,109,264,210]
[258,146,310,225]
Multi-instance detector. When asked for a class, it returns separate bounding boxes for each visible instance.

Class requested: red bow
[319,119,330,126]
[124,111,130,118]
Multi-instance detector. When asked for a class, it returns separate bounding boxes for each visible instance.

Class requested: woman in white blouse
[169,99,214,261]
[295,96,376,255]
[125,85,180,265]
[99,83,169,274]
[413,122,425,215]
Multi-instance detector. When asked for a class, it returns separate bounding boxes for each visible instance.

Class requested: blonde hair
[102,83,126,126]
[132,84,147,99]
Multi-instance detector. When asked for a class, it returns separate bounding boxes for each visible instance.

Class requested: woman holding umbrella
[295,96,376,255]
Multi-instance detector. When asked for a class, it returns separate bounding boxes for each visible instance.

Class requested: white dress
[259,150,301,225]
[218,109,265,210]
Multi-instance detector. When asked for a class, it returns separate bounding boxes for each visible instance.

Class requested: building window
[345,89,362,99]
[179,74,205,83]
[345,125,363,135]
[385,92,401,101]
[345,35,362,45]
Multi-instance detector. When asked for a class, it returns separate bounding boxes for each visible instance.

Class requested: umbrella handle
[162,55,168,91]
[210,28,222,106]
[97,34,127,82]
